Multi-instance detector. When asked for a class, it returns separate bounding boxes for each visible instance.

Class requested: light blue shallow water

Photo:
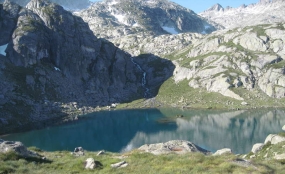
[2,108,285,154]
[0,44,8,56]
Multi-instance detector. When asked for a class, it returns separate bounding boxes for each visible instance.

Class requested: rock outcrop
[138,140,211,155]
[85,158,96,169]
[264,134,285,144]
[0,139,38,157]
[247,126,285,161]
[166,23,285,102]
[111,161,128,168]
[111,32,204,56]
[251,143,264,154]
[72,147,84,156]
[213,148,232,156]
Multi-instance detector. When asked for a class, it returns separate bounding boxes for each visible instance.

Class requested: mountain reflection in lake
[2,108,285,154]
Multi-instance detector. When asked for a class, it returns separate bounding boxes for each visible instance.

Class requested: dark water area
[1,108,285,154]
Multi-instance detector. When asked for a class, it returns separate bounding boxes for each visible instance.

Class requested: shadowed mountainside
[0,0,175,135]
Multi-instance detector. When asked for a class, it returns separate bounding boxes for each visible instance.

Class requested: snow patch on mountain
[200,0,285,29]
[162,26,179,34]
[201,25,211,34]
[146,0,156,4]
[112,13,128,25]
[108,0,119,5]
[132,23,139,27]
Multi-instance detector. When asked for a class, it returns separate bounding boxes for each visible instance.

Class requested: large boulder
[72,147,84,156]
[264,134,285,145]
[0,139,37,157]
[235,33,268,52]
[251,143,264,154]
[138,140,210,155]
[213,148,232,156]
[111,161,128,168]
[85,158,95,169]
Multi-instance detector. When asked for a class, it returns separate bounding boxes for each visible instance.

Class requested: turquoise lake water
[2,108,285,154]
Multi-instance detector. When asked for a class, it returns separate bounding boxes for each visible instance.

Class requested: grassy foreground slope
[1,142,285,174]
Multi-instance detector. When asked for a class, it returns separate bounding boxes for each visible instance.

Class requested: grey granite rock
[0,139,38,157]
[251,143,264,154]
[139,140,211,155]
[213,148,232,156]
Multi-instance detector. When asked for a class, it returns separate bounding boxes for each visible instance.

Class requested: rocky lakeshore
[1,126,285,173]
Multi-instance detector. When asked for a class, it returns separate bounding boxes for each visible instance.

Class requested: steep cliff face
[76,0,216,40]
[0,1,21,45]
[0,0,174,134]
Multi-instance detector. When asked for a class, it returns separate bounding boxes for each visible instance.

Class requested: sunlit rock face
[76,0,216,40]
[169,22,285,101]
[200,0,285,29]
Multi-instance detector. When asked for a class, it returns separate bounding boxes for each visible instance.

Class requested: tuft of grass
[0,151,21,161]
[28,146,44,152]
[278,132,285,137]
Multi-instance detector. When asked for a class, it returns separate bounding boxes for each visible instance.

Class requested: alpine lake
[1,108,285,154]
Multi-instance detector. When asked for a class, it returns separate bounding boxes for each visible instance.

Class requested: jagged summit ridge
[204,3,224,12]
[200,0,285,29]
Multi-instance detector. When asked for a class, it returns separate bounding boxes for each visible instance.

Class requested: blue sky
[90,0,259,13]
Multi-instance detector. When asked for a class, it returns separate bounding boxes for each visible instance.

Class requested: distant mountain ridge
[0,0,91,10]
[76,0,216,40]
[200,0,285,29]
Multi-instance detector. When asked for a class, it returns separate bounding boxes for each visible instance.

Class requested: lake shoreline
[2,108,285,154]
[1,130,285,173]
[1,102,285,136]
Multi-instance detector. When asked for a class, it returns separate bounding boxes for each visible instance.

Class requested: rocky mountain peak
[258,0,285,4]
[205,3,224,12]
[200,0,285,29]
[259,0,271,4]
[239,4,247,8]
[26,0,50,9]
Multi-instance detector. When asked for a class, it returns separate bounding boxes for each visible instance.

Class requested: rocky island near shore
[1,126,285,173]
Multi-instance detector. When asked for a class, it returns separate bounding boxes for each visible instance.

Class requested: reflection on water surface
[2,108,285,154]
